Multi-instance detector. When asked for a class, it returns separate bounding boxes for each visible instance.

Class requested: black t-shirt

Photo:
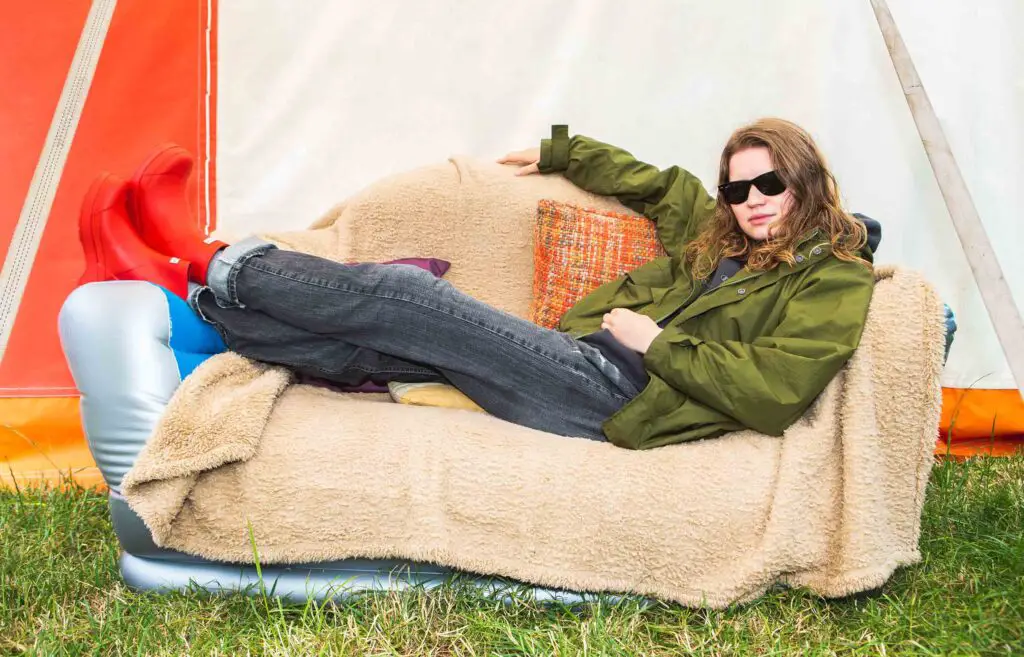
[579,257,746,393]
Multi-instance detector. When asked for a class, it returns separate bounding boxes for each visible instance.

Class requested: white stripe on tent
[0,0,118,365]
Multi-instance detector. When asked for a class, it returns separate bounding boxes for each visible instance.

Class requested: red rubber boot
[130,144,226,284]
[78,173,191,297]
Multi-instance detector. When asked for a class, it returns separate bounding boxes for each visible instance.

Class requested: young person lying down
[78,117,879,449]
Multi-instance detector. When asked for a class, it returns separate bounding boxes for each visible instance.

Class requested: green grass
[1,455,1022,656]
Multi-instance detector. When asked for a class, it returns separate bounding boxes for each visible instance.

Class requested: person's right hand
[497,147,541,176]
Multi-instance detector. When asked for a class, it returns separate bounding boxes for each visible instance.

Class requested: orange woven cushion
[530,200,667,329]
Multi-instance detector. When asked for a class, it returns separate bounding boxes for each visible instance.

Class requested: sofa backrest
[307,157,638,319]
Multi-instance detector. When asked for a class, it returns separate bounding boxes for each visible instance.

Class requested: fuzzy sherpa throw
[122,159,945,608]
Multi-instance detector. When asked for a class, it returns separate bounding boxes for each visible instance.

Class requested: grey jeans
[190,238,642,440]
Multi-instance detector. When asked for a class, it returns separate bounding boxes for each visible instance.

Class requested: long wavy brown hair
[684,118,868,280]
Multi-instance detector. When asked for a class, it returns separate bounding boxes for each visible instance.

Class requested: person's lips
[748,213,774,225]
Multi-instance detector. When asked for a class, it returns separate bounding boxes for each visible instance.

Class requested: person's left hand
[601,308,663,354]
[497,148,541,176]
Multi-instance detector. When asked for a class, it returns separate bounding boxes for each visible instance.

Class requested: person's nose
[746,186,767,207]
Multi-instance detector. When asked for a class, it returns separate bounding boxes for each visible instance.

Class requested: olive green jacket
[539,125,875,449]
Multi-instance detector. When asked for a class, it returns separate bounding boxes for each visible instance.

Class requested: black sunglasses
[718,170,787,205]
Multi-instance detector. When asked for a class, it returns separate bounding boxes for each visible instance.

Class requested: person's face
[726,146,794,241]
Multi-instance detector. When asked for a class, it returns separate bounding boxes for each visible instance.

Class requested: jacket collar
[673,229,832,324]
[710,228,828,288]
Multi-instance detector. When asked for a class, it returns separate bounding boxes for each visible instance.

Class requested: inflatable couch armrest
[58,281,225,491]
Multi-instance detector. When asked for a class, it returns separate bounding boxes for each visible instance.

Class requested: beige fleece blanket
[122,159,945,608]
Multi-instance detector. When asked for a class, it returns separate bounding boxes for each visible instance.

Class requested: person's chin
[742,223,773,241]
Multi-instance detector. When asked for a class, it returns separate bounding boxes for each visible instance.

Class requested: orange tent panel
[0,0,214,489]
[0,1,93,255]
[936,387,1024,457]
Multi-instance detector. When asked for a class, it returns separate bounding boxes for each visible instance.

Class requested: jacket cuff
[538,124,570,173]
[642,330,702,382]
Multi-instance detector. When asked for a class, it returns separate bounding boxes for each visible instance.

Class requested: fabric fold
[121,353,293,545]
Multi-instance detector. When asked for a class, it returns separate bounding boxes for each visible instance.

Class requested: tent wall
[214,0,1023,448]
[1,0,1019,488]
[216,0,1023,393]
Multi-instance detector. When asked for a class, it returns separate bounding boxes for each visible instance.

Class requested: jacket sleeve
[538,124,716,258]
[641,263,875,435]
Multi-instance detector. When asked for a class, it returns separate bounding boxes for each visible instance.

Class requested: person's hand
[601,308,663,354]
[497,147,541,176]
